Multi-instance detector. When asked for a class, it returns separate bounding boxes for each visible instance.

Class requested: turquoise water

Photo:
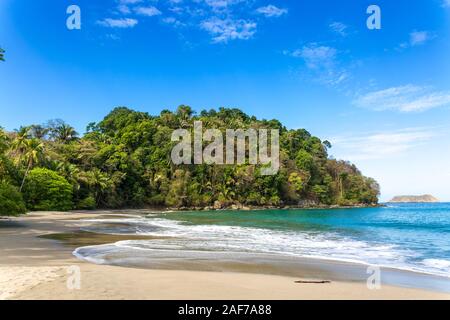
[74,203,450,278]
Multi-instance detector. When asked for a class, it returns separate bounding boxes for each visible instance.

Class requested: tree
[10,126,31,157]
[48,120,78,142]
[22,168,73,211]
[0,106,380,210]
[0,181,27,216]
[30,124,49,139]
[83,169,110,206]
[18,139,44,191]
[0,127,9,154]
[0,48,4,61]
[176,105,195,128]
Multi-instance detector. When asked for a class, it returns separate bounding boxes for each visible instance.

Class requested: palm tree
[56,162,81,190]
[47,120,78,143]
[30,125,49,140]
[176,105,194,128]
[0,127,9,153]
[10,126,31,161]
[0,48,5,61]
[83,169,110,205]
[53,124,79,143]
[19,139,44,191]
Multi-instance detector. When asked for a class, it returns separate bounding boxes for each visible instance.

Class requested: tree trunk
[19,161,32,192]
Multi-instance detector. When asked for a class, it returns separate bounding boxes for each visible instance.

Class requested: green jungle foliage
[0,181,27,216]
[0,107,379,213]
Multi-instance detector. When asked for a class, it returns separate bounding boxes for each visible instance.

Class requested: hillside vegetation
[0,106,379,215]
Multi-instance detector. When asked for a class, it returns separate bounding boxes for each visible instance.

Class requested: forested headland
[0,106,380,216]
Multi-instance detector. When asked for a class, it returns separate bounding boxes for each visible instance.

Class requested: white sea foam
[73,216,450,278]
[422,259,450,272]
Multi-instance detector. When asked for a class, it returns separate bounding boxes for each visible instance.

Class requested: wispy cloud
[329,22,348,37]
[205,0,247,10]
[116,0,143,14]
[443,0,450,8]
[410,30,432,46]
[117,5,131,14]
[98,0,287,43]
[286,44,337,69]
[119,0,143,3]
[97,18,138,28]
[135,6,162,17]
[162,17,185,28]
[284,43,350,87]
[354,85,450,112]
[398,30,435,49]
[331,128,436,161]
[256,5,288,18]
[201,17,257,43]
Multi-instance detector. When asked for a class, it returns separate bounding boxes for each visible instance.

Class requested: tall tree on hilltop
[47,120,79,143]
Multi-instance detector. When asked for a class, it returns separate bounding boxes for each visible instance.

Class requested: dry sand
[1,211,449,300]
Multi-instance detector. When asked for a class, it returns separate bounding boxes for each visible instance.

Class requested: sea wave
[73,216,450,278]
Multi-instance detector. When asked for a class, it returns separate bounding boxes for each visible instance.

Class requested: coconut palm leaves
[18,139,44,191]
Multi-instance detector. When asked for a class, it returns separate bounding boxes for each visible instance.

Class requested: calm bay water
[74,203,450,278]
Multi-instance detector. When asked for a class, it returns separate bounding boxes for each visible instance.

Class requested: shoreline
[60,202,383,213]
[150,203,383,211]
[1,211,449,300]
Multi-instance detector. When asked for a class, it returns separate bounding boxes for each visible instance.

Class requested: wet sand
[1,211,449,300]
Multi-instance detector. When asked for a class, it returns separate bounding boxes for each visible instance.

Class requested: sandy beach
[1,211,449,300]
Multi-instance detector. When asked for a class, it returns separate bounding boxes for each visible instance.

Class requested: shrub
[76,195,96,210]
[0,181,27,216]
[23,168,73,211]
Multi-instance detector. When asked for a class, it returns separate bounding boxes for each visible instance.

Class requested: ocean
[74,203,450,283]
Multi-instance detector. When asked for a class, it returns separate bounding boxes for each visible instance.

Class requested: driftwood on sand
[295,280,331,284]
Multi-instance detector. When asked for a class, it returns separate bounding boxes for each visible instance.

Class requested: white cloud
[443,0,450,7]
[101,0,288,43]
[98,18,139,28]
[115,0,142,15]
[205,0,246,10]
[117,5,131,14]
[200,17,257,43]
[169,6,184,14]
[163,17,185,27]
[398,30,435,49]
[135,6,162,17]
[410,31,431,46]
[329,22,348,36]
[354,85,450,112]
[331,128,436,161]
[256,5,288,18]
[119,0,142,3]
[284,43,351,88]
[287,44,337,69]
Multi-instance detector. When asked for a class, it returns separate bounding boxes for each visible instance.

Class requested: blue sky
[1,0,450,201]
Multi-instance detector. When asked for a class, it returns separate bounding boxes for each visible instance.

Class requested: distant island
[388,195,439,203]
